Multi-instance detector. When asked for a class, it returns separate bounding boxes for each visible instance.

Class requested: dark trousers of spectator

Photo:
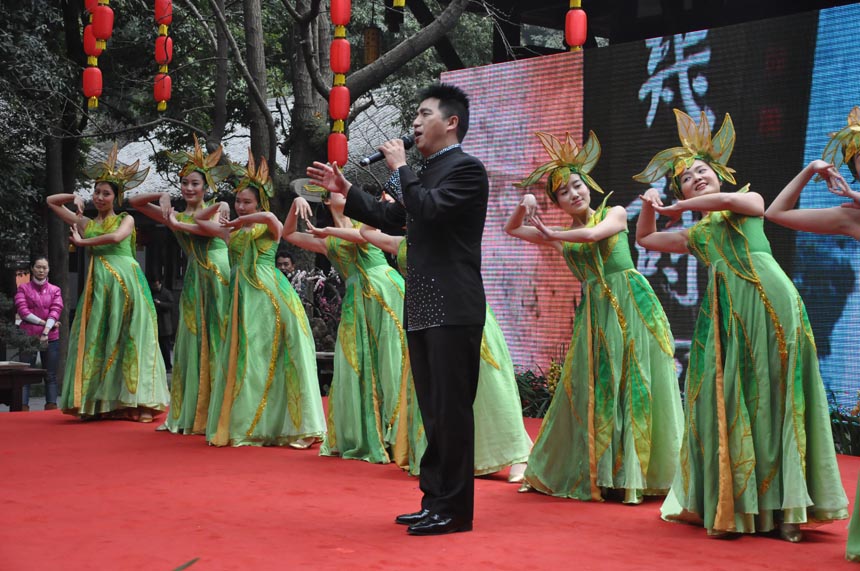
[407,324,482,523]
[21,339,60,406]
[159,335,173,371]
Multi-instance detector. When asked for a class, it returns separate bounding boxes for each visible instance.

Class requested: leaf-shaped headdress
[84,143,150,203]
[822,106,860,180]
[163,134,233,194]
[231,149,275,211]
[633,109,736,199]
[515,131,604,203]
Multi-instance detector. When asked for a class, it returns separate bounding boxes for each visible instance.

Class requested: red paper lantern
[330,0,351,26]
[329,86,350,120]
[328,132,348,167]
[154,73,172,111]
[155,0,173,26]
[565,9,587,49]
[85,0,98,14]
[92,4,114,47]
[83,25,102,57]
[155,36,173,65]
[330,38,351,74]
[83,66,103,109]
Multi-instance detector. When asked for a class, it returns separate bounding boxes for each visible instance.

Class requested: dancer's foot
[779,523,803,543]
[507,462,527,483]
[289,437,316,449]
[44,403,58,411]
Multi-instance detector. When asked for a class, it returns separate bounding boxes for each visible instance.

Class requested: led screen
[442,4,860,409]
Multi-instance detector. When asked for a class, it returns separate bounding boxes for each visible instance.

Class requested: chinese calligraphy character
[639,32,714,129]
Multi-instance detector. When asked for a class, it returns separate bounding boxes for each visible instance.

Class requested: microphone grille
[402,134,415,149]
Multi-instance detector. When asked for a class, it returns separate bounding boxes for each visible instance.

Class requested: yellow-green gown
[162,213,230,434]
[660,192,849,533]
[394,239,533,476]
[60,213,169,417]
[320,234,408,464]
[206,224,326,446]
[523,203,684,502]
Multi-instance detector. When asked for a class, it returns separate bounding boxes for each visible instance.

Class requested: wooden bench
[0,365,46,412]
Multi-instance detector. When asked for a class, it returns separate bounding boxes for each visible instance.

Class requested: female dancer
[48,145,169,421]
[14,256,63,411]
[194,151,325,447]
[356,222,532,481]
[506,131,683,503]
[129,136,232,434]
[764,107,860,558]
[634,109,848,540]
[282,191,407,464]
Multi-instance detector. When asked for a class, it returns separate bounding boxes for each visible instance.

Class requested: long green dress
[848,482,860,561]
[660,191,849,534]
[522,203,684,503]
[206,224,325,446]
[60,213,170,417]
[320,234,408,464]
[162,213,231,434]
[394,240,533,476]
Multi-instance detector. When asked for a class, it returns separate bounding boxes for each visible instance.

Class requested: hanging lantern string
[328,0,351,166]
[154,0,174,112]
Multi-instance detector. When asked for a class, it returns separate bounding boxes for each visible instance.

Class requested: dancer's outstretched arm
[282,197,328,255]
[223,211,282,240]
[765,160,860,239]
[193,202,231,241]
[69,214,134,247]
[359,225,403,255]
[46,193,90,233]
[636,188,689,254]
[532,205,628,244]
[504,194,562,253]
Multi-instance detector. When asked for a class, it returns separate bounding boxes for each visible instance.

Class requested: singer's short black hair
[418,83,470,142]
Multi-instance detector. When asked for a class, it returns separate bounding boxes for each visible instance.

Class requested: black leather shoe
[395,509,431,525]
[407,514,472,536]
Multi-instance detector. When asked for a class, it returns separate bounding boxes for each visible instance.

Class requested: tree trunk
[286,0,329,180]
[209,0,230,149]
[243,0,271,162]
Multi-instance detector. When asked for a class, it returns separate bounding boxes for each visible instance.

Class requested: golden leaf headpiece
[822,106,860,180]
[231,149,275,211]
[633,109,736,199]
[515,131,604,204]
[84,143,150,203]
[163,134,233,194]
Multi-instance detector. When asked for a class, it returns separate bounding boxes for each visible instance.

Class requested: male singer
[307,83,488,536]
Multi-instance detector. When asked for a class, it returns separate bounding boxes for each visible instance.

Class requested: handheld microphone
[358,134,415,167]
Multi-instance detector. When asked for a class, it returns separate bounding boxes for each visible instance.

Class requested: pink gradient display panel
[443,51,584,371]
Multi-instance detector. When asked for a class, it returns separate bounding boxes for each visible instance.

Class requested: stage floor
[2,410,858,570]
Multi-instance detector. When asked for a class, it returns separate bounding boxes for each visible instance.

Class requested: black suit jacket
[344,147,489,331]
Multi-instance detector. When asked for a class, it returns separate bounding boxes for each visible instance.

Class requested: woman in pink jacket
[15,256,63,410]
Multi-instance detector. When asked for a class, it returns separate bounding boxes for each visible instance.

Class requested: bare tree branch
[177,0,219,49]
[208,0,278,162]
[346,0,472,99]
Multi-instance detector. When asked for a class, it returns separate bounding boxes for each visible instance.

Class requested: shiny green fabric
[319,235,407,463]
[395,240,532,476]
[163,213,231,435]
[206,224,325,446]
[661,206,848,533]
[523,207,683,502]
[60,213,169,417]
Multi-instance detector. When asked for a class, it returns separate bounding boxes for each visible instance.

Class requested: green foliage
[830,409,860,456]
[0,293,39,358]
[515,367,552,418]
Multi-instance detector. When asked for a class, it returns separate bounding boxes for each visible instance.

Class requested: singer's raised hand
[379,138,408,172]
[307,161,352,196]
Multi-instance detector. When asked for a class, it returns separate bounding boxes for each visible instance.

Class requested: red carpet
[2,410,858,571]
